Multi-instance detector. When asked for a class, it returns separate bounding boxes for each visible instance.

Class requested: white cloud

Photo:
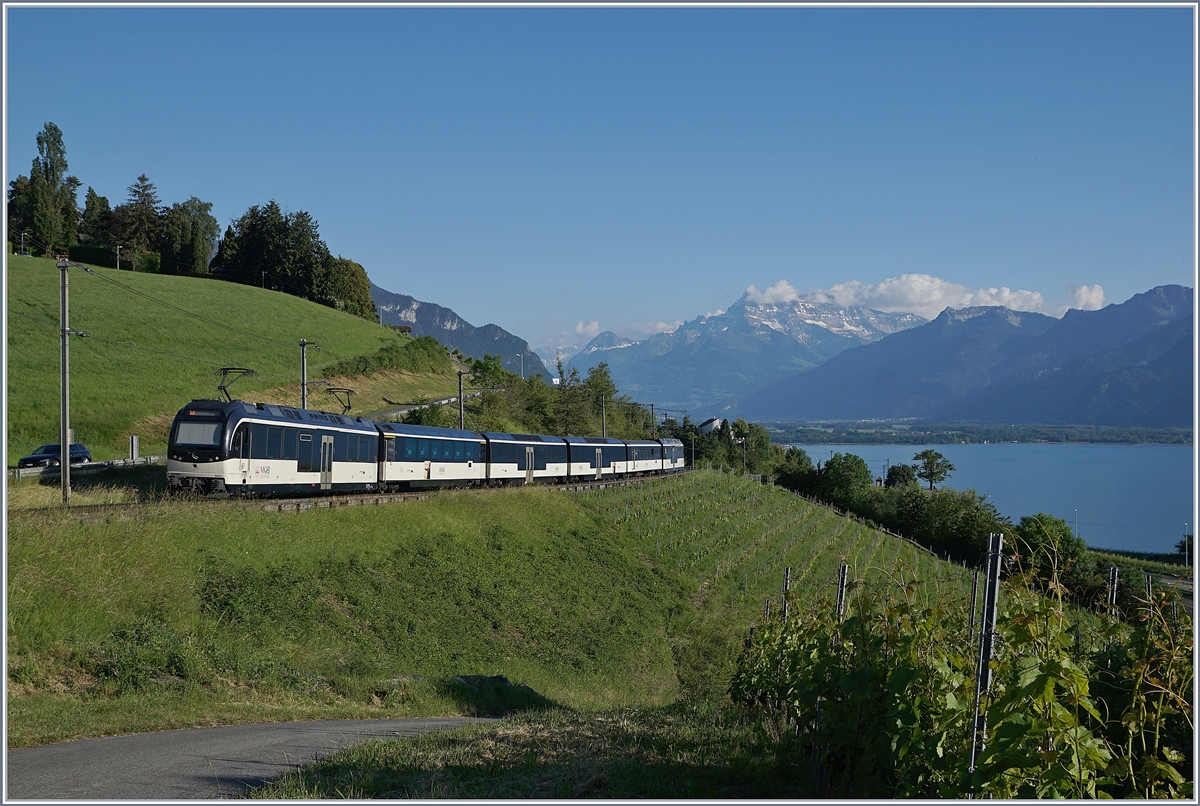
[802,273,1049,320]
[800,273,1109,320]
[574,320,600,339]
[1064,283,1106,312]
[743,279,800,305]
[702,309,725,319]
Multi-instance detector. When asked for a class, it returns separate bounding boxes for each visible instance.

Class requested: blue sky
[5,6,1194,350]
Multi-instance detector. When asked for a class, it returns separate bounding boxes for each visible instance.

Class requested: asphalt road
[7,717,492,800]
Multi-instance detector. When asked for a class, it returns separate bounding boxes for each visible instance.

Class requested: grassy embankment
[8,472,957,747]
[6,254,458,463]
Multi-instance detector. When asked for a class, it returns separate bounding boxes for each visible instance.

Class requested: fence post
[969,532,1004,782]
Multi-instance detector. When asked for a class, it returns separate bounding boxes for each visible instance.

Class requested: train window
[453,441,463,461]
[298,432,314,472]
[174,421,223,447]
[247,424,267,459]
[404,438,416,460]
[283,429,298,460]
[418,439,429,461]
[266,427,283,460]
[359,436,374,463]
[342,433,357,463]
[386,438,397,462]
[430,440,441,461]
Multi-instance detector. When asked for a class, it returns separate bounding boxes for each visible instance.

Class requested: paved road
[7,717,491,800]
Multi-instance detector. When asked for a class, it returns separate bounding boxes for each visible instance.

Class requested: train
[166,398,685,497]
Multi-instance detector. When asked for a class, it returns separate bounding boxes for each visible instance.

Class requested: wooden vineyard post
[969,532,1004,785]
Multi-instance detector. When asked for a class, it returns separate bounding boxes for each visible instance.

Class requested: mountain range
[567,296,925,413]
[370,282,541,378]
[740,285,1194,428]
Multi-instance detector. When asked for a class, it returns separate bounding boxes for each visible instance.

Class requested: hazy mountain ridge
[741,284,1194,427]
[370,282,541,378]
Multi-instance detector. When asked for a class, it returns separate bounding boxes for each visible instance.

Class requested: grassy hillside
[6,255,459,462]
[6,470,961,748]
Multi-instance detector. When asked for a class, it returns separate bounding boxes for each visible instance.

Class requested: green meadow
[7,470,955,753]
[6,255,457,462]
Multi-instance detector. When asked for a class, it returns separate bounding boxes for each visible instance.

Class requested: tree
[885,463,919,488]
[913,449,955,490]
[216,201,339,304]
[1014,513,1088,582]
[554,360,591,436]
[161,197,219,274]
[119,174,163,264]
[584,362,617,419]
[25,123,80,255]
[7,175,34,245]
[819,452,873,509]
[78,187,112,245]
[469,353,509,388]
[318,257,377,321]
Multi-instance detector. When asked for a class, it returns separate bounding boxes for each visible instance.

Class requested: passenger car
[17,443,92,468]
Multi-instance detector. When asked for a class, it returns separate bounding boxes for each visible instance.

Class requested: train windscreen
[173,421,224,447]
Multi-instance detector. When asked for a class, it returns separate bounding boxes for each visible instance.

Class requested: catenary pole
[58,258,71,505]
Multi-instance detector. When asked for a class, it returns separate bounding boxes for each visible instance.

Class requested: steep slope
[7,256,441,461]
[741,285,1194,427]
[568,296,924,411]
[371,282,541,378]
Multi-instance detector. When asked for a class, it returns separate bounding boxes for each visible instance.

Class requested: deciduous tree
[913,449,955,490]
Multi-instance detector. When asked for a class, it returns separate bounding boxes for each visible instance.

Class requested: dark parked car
[17,443,92,468]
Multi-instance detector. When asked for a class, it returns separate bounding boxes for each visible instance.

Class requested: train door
[319,435,334,490]
[595,448,602,480]
[236,426,251,483]
[525,446,535,484]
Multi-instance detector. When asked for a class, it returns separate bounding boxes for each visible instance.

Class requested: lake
[792,443,1195,555]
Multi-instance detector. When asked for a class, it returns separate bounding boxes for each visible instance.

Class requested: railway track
[16,472,689,520]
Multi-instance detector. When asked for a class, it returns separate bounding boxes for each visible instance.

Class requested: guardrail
[8,455,165,481]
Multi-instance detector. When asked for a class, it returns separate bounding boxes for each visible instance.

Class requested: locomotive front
[167,400,237,495]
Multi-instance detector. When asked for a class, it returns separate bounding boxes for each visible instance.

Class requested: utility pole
[650,404,655,438]
[58,258,71,505]
[458,370,466,429]
[601,395,606,438]
[115,244,121,270]
[299,339,317,409]
[520,353,524,379]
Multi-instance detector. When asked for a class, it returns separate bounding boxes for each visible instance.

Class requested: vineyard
[578,470,1194,798]
[577,468,969,612]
